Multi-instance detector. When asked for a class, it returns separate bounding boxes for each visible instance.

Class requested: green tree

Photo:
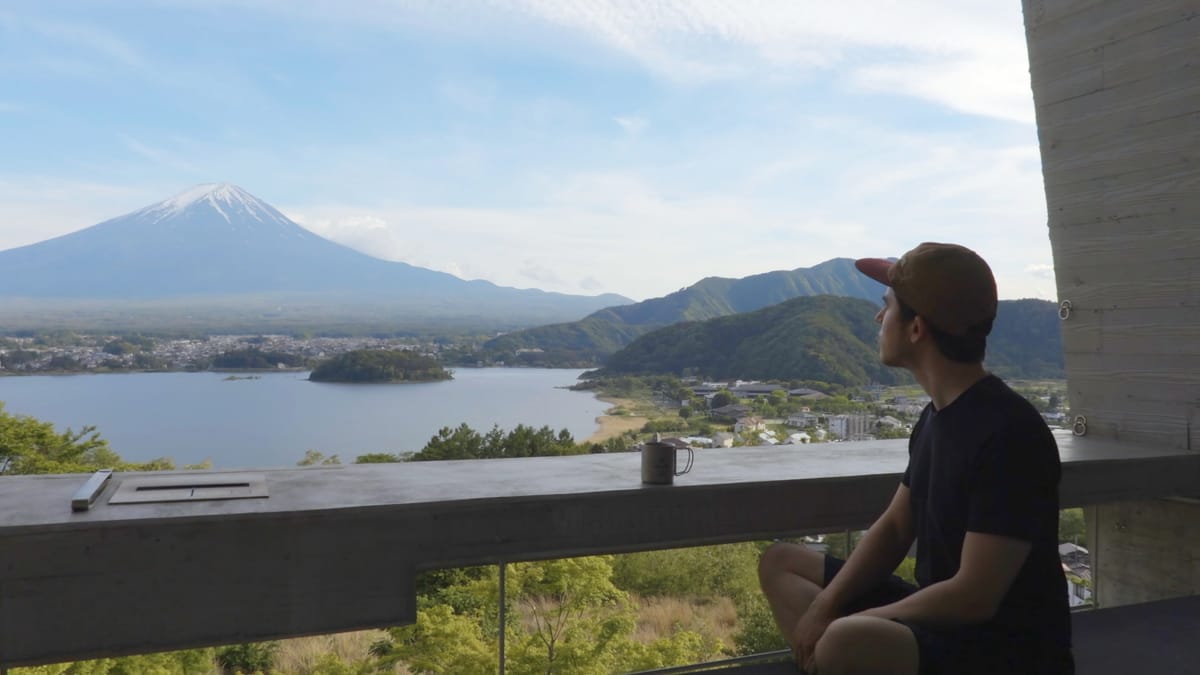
[1059,508,1087,547]
[309,349,451,383]
[355,452,404,463]
[506,556,635,675]
[297,450,341,466]
[214,641,278,674]
[612,543,760,602]
[102,339,137,356]
[377,555,723,674]
[381,604,496,674]
[768,389,789,409]
[732,591,788,656]
[0,402,171,474]
[710,390,736,408]
[11,649,217,674]
[412,423,485,461]
[410,423,580,461]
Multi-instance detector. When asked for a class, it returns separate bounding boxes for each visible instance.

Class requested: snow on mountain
[0,184,630,322]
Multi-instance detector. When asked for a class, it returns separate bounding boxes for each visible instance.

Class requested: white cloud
[187,0,1034,124]
[519,259,564,286]
[1,134,1055,304]
[2,2,1054,303]
[852,56,1035,125]
[1026,263,1055,279]
[614,115,648,135]
[579,275,604,291]
[490,0,1032,121]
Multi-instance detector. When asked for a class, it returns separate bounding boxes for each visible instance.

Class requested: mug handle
[675,447,694,476]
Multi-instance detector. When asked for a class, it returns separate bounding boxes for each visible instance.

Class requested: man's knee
[758,541,823,586]
[814,616,918,675]
[814,617,868,662]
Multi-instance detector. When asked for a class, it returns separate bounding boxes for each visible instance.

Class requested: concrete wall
[1087,499,1200,606]
[1023,0,1200,605]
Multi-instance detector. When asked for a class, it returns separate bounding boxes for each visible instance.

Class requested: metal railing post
[498,560,506,675]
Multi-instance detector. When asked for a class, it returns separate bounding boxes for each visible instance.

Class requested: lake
[0,368,611,469]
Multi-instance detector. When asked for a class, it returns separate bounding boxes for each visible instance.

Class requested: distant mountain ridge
[0,184,628,331]
[598,296,1065,384]
[485,258,887,363]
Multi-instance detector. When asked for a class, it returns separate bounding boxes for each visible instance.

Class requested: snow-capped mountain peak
[138,182,288,226]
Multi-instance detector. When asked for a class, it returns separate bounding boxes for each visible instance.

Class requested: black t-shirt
[903,374,1071,649]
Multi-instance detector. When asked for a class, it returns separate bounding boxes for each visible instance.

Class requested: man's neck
[911,361,990,411]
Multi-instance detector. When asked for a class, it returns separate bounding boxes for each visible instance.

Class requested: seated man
[758,243,1074,675]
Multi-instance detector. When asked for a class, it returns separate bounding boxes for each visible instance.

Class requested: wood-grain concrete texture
[1024,0,1200,608]
[1025,0,1200,449]
[2,433,1197,666]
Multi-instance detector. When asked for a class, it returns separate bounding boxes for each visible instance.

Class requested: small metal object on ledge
[70,469,113,512]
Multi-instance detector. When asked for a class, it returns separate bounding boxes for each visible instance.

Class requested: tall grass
[631,595,738,647]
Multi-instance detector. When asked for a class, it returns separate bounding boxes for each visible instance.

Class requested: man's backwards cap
[854,242,998,337]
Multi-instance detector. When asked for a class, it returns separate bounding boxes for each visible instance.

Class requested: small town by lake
[0,368,611,469]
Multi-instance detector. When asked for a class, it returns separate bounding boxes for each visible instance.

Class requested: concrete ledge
[0,433,1196,666]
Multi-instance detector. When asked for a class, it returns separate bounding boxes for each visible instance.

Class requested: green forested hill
[987,298,1067,379]
[484,258,886,364]
[309,349,452,383]
[598,297,1063,385]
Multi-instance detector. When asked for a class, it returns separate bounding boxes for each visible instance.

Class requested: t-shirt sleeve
[902,409,928,487]
[966,425,1060,541]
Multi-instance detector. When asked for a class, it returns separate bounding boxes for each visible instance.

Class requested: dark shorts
[824,555,1074,675]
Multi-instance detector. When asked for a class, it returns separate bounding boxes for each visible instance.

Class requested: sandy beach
[586,396,648,443]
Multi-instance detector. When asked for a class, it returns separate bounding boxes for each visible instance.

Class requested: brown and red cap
[855,242,997,337]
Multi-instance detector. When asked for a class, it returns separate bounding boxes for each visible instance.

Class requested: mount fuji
[0,184,629,330]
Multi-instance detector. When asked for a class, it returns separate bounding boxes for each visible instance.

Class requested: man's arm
[856,531,1031,624]
[811,483,916,616]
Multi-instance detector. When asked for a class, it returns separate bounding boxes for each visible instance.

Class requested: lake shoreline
[586,396,648,443]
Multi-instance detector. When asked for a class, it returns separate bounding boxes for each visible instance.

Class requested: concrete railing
[1,432,1197,667]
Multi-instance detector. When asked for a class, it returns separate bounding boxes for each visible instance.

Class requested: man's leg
[813,616,919,675]
[758,541,826,652]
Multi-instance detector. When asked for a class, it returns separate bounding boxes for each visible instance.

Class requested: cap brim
[854,258,893,286]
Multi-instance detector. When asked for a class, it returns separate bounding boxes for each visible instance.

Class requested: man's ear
[909,314,932,345]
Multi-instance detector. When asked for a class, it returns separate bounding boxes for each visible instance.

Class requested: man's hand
[791,597,837,672]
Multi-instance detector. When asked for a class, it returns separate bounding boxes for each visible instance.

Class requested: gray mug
[641,441,695,485]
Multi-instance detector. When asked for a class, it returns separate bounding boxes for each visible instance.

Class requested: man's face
[876,289,912,367]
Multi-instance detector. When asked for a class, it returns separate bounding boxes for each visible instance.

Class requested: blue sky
[0,1,1056,301]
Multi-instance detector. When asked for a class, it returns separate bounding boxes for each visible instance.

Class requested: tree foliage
[410,423,580,461]
[211,347,307,369]
[593,297,1063,384]
[1059,508,1087,547]
[599,296,898,386]
[612,543,760,602]
[309,349,451,383]
[482,258,885,365]
[378,555,724,675]
[0,402,172,474]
